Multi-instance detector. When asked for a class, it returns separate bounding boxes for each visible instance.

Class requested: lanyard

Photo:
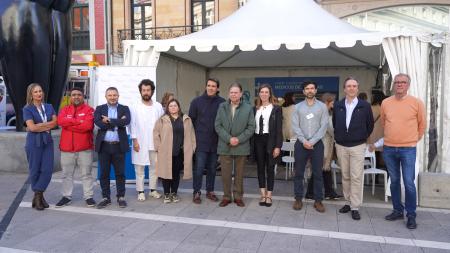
[37,105,47,123]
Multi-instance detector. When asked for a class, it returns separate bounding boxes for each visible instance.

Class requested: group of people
[23,73,425,230]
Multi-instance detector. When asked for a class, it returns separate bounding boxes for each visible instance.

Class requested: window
[191,0,215,32]
[131,0,152,40]
[72,0,90,50]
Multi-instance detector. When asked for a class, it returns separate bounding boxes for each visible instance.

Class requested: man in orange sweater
[380,73,426,229]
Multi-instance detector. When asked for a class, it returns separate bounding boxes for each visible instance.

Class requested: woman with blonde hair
[305,92,342,200]
[153,99,196,203]
[254,84,283,207]
[23,83,58,210]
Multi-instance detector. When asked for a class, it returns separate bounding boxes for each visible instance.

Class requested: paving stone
[182,226,230,247]
[410,224,450,242]
[130,240,180,253]
[381,244,424,253]
[339,239,383,253]
[147,222,197,242]
[371,218,415,239]
[173,243,218,253]
[206,203,245,221]
[430,212,450,227]
[338,221,375,235]
[300,235,340,253]
[219,228,265,251]
[257,232,301,253]
[216,247,257,253]
[12,228,79,252]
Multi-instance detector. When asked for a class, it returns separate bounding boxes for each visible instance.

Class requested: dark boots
[32,191,45,211]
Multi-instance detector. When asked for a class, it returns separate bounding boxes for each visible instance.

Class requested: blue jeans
[383,146,417,218]
[193,151,218,194]
[293,140,324,201]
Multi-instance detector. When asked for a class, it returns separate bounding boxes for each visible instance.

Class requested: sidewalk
[0,171,449,253]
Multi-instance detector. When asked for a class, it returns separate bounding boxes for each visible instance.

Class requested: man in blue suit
[94,87,131,209]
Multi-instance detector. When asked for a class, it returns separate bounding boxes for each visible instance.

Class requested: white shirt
[130,100,164,165]
[255,104,273,134]
[345,97,358,130]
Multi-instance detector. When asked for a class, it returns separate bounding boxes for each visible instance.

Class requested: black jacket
[94,103,131,153]
[252,105,283,161]
[188,92,225,153]
[333,98,374,147]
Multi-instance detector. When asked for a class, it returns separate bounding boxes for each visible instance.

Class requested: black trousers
[162,153,183,194]
[98,142,126,199]
[254,134,275,191]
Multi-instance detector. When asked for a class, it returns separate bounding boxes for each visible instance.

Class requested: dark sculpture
[0,0,74,131]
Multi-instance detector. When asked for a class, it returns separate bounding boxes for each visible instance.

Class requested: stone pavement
[0,171,449,253]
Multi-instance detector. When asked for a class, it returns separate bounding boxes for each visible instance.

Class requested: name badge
[306,113,314,120]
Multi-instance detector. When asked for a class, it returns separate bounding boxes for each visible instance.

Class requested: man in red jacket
[55,87,96,207]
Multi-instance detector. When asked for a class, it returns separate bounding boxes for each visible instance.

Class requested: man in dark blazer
[94,87,131,209]
[333,77,374,220]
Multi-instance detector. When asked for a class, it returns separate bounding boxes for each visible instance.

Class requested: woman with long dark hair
[254,84,283,207]
[23,83,57,210]
[153,99,196,203]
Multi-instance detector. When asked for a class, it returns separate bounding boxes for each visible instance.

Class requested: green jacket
[215,100,256,156]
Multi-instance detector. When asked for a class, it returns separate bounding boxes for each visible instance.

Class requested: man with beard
[129,79,164,201]
[291,81,328,213]
[55,87,96,208]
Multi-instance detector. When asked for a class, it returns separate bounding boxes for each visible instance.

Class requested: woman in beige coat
[154,99,196,203]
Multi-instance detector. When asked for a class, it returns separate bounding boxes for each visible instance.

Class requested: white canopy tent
[122,0,449,174]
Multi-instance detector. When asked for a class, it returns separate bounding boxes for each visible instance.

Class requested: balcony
[116,25,207,53]
[72,30,90,51]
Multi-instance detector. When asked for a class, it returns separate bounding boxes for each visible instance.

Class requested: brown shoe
[234,199,245,207]
[219,199,231,207]
[206,192,219,202]
[293,199,303,210]
[314,201,325,213]
[193,192,201,204]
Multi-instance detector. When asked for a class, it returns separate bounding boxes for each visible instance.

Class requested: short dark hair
[105,87,118,93]
[70,86,84,94]
[302,80,317,90]
[282,92,295,107]
[165,98,183,117]
[207,78,220,88]
[139,79,155,93]
[343,77,359,88]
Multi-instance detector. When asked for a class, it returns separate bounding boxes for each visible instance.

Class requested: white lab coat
[129,100,164,165]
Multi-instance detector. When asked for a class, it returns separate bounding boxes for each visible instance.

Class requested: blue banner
[255,77,339,102]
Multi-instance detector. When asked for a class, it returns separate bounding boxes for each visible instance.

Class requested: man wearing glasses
[381,73,426,229]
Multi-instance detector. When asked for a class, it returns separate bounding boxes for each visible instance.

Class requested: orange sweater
[380,95,426,147]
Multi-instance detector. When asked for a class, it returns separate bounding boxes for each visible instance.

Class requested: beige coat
[153,114,196,180]
[282,105,295,140]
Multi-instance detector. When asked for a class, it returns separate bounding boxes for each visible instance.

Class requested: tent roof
[124,0,413,68]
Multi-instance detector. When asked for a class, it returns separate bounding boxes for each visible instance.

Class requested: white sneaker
[163,194,171,204]
[137,192,146,201]
[149,190,161,199]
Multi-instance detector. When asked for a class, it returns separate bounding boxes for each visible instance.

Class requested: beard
[142,95,151,101]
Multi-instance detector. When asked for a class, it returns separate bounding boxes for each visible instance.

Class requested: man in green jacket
[215,83,256,207]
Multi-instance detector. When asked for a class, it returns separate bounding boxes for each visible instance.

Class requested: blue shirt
[22,103,55,147]
[104,104,119,142]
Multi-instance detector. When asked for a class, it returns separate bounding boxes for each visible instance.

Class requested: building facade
[71,0,449,65]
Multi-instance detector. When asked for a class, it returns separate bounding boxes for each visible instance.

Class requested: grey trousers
[60,150,94,200]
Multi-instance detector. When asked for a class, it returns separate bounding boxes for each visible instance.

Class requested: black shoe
[85,198,96,207]
[406,217,417,229]
[325,192,342,200]
[351,210,361,220]
[96,198,111,209]
[55,197,72,208]
[339,205,351,213]
[118,197,127,208]
[385,211,404,221]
